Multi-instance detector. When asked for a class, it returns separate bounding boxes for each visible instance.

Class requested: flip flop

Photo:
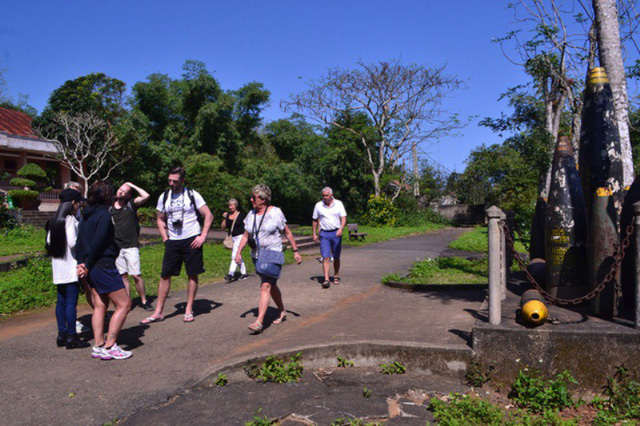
[140,316,164,325]
[273,313,287,325]
[183,314,194,323]
[334,276,341,285]
[321,280,330,289]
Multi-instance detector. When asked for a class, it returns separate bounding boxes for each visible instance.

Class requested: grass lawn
[382,257,488,285]
[448,226,527,253]
[0,225,46,257]
[294,223,445,246]
[0,242,295,316]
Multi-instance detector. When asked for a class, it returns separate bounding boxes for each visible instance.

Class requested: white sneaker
[101,344,132,360]
[76,321,90,334]
[91,345,103,359]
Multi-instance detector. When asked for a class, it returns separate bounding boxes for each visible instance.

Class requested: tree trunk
[373,172,381,197]
[593,0,634,187]
[412,142,419,197]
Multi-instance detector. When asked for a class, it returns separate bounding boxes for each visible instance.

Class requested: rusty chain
[499,220,634,306]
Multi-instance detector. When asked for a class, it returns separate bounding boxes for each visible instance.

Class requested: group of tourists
[47,166,348,360]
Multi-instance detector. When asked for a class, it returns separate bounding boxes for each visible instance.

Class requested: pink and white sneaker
[100,344,132,360]
[91,345,103,359]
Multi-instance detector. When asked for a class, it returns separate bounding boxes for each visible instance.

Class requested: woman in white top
[235,184,302,333]
[48,189,89,350]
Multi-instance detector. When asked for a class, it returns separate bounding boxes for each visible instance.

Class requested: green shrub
[428,393,505,425]
[380,361,406,375]
[0,256,54,314]
[8,189,39,201]
[510,370,577,413]
[0,194,18,229]
[361,195,398,227]
[337,356,354,368]
[245,409,274,426]
[17,163,47,181]
[214,373,228,387]
[592,366,640,424]
[244,352,304,383]
[9,177,36,188]
[137,206,157,227]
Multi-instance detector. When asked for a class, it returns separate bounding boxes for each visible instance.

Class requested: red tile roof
[0,107,34,137]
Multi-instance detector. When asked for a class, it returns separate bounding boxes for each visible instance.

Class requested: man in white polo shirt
[312,187,347,289]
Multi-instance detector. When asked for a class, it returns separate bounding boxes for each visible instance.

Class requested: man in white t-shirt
[312,187,347,289]
[141,166,213,324]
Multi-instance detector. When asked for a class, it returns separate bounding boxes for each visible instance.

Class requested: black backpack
[161,187,203,225]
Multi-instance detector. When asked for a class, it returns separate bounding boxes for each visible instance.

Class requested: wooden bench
[347,223,368,241]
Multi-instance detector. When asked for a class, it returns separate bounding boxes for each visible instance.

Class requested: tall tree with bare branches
[282,60,464,199]
[40,112,129,196]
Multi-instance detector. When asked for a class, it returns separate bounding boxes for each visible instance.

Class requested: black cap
[59,188,86,203]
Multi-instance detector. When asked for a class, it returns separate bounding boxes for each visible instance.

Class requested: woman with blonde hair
[235,184,302,333]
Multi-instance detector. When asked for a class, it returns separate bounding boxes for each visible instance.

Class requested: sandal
[321,280,330,289]
[273,313,287,325]
[248,321,263,333]
[140,316,164,325]
[334,276,341,285]
[183,314,194,323]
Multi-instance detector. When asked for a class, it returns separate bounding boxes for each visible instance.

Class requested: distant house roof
[0,107,35,137]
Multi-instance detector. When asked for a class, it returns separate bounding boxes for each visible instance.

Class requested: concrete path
[0,227,483,425]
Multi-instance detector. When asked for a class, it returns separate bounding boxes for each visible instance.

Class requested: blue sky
[2,1,543,172]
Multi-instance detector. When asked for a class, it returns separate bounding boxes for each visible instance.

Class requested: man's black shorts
[161,236,205,277]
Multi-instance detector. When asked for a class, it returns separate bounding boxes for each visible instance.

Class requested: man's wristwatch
[292,249,299,252]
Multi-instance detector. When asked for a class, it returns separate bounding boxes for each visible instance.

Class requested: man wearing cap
[312,187,347,289]
[110,182,152,311]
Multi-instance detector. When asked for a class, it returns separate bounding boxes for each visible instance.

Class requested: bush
[17,163,47,181]
[0,194,18,229]
[9,177,36,188]
[137,206,157,227]
[428,393,505,425]
[592,366,640,423]
[8,189,39,201]
[361,195,398,227]
[510,370,577,413]
[0,257,54,314]
[244,352,304,383]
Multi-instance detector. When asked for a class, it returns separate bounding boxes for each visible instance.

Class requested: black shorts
[161,236,205,277]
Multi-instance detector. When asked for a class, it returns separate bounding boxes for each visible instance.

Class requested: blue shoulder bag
[253,208,285,278]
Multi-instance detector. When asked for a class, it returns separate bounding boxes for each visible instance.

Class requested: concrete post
[487,206,506,325]
[633,202,640,329]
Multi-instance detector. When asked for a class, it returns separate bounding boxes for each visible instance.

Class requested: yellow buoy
[521,290,548,327]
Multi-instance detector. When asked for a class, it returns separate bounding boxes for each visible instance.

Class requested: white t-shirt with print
[244,207,287,257]
[156,189,206,240]
[312,199,347,231]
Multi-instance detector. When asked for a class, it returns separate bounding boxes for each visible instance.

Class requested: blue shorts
[88,268,125,294]
[319,230,342,260]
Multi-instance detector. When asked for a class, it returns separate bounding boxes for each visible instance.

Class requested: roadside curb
[196,340,473,385]
[382,281,488,292]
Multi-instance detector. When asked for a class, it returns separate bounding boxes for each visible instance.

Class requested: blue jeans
[56,282,79,335]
